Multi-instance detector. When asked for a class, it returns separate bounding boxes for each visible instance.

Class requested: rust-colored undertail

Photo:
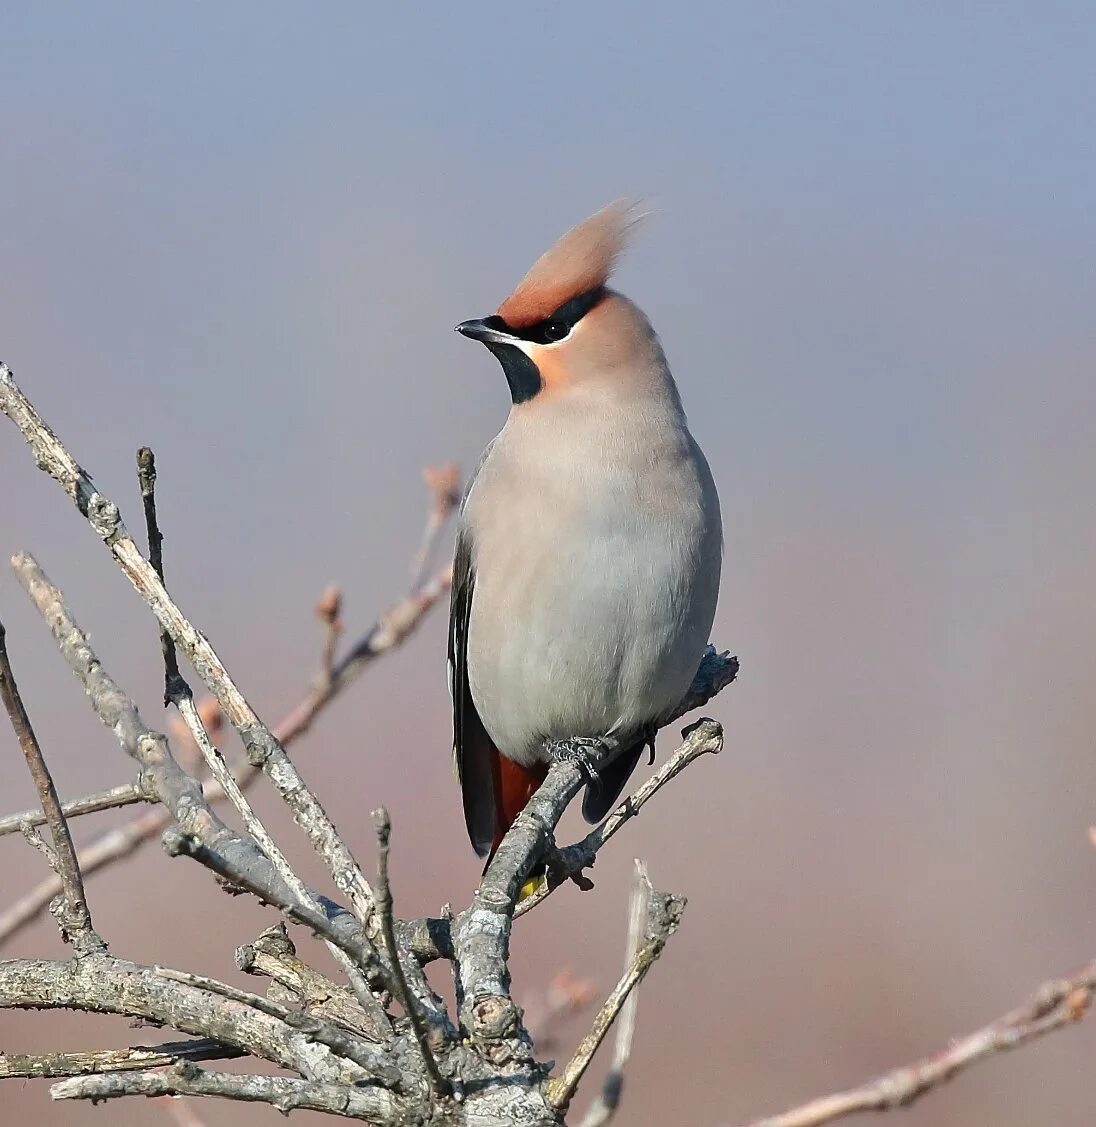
[490,752,550,858]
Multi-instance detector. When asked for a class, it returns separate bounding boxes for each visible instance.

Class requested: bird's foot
[546,735,612,783]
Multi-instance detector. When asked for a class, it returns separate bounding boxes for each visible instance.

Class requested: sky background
[2,4,1096,1125]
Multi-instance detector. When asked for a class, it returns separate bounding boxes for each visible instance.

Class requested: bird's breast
[463,406,721,765]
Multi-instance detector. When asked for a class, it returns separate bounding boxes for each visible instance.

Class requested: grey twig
[0,955,377,1084]
[151,965,400,1084]
[161,827,391,998]
[0,366,375,927]
[517,710,729,919]
[18,821,56,864]
[372,807,451,1098]
[578,862,649,1127]
[236,923,378,1038]
[455,755,586,1063]
[170,659,389,1027]
[50,1062,399,1122]
[0,1038,242,1079]
[11,554,306,917]
[0,401,451,946]
[0,621,103,954]
[736,962,1096,1127]
[0,781,148,838]
[136,446,182,701]
[0,803,173,945]
[452,717,723,1066]
[6,553,377,979]
[280,564,453,749]
[547,865,685,1112]
[410,463,461,590]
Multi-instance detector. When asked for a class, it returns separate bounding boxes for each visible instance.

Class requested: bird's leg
[546,735,616,783]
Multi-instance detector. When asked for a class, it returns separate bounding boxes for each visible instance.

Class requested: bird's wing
[581,739,648,823]
[448,523,498,857]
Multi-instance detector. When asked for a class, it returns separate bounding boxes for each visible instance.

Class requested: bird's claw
[547,736,608,783]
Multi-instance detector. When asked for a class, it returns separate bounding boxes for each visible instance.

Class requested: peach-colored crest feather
[496,199,643,329]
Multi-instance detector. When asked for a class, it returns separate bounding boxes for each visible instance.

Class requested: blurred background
[2,3,1095,1124]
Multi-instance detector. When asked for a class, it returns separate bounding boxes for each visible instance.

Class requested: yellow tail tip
[517,874,543,903]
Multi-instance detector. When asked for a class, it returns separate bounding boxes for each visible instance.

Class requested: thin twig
[171,689,392,1028]
[516,698,731,918]
[315,585,343,686]
[0,804,172,943]
[136,446,181,702]
[139,451,392,1015]
[735,961,1096,1127]
[0,621,103,953]
[372,807,450,1098]
[0,367,377,927]
[546,866,685,1111]
[451,716,724,1065]
[151,965,400,1083]
[410,463,460,590]
[579,861,649,1127]
[18,821,57,865]
[161,826,388,995]
[7,553,380,992]
[0,539,450,945]
[0,782,148,838]
[277,564,453,749]
[0,564,451,949]
[0,1038,242,1079]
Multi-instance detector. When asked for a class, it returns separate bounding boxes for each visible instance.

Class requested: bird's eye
[542,321,568,343]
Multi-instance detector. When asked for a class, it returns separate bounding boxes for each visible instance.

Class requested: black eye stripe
[491,286,605,345]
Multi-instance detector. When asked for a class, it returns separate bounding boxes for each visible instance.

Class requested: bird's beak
[454,318,516,346]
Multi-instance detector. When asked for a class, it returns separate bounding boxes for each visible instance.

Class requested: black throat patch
[484,342,542,404]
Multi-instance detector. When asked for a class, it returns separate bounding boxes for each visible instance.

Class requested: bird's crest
[497,199,643,329]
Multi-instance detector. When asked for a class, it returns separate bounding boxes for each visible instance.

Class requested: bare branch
[0,1038,242,1079]
[236,923,377,1037]
[0,442,451,944]
[0,621,103,953]
[315,585,343,685]
[0,803,171,945]
[372,807,450,1098]
[160,826,391,998]
[0,956,377,1083]
[151,965,400,1083]
[7,554,380,983]
[171,670,390,1028]
[0,781,148,838]
[411,462,461,589]
[517,709,729,919]
[736,961,1096,1127]
[136,446,182,701]
[11,554,307,915]
[50,1062,400,1122]
[547,866,685,1112]
[0,366,376,927]
[578,862,649,1127]
[277,564,453,749]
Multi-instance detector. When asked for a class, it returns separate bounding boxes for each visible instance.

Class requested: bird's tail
[482,753,549,898]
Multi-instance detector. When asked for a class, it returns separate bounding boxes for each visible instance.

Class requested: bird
[449,199,722,866]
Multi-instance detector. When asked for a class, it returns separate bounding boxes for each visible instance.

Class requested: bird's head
[456,200,659,405]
